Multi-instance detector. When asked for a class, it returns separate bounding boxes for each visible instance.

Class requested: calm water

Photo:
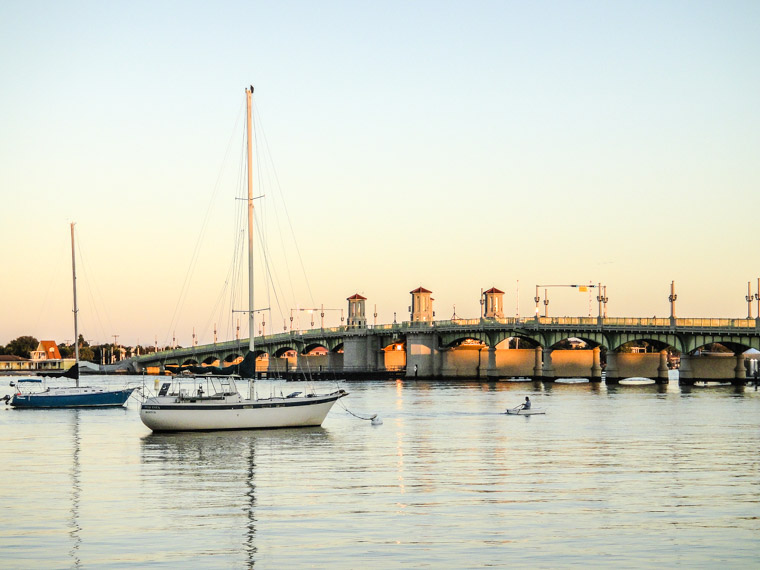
[0,375,758,568]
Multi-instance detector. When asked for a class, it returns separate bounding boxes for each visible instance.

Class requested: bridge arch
[440,334,488,349]
[682,336,760,354]
[302,342,329,355]
[273,346,298,358]
[221,352,245,363]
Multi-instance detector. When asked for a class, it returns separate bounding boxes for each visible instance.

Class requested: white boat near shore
[140,379,347,431]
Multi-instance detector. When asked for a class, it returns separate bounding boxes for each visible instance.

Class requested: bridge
[120,315,760,385]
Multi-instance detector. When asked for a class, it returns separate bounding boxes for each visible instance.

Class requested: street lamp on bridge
[669,281,677,324]
[290,306,344,331]
[535,283,601,319]
[746,281,753,319]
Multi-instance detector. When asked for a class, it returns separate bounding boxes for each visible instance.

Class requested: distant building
[0,354,32,371]
[31,340,62,362]
[30,340,74,372]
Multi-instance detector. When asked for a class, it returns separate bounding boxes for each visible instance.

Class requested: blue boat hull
[9,388,135,408]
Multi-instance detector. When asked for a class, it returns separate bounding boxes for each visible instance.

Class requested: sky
[2,0,759,347]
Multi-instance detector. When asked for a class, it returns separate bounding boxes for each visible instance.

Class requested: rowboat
[505,407,545,415]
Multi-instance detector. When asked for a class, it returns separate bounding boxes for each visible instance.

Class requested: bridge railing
[601,318,671,327]
[675,318,756,328]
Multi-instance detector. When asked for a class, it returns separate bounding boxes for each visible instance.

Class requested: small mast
[70,222,80,387]
[246,86,255,354]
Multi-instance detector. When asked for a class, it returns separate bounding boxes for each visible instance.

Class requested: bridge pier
[591,346,602,382]
[532,346,543,380]
[657,350,669,384]
[734,353,746,383]
[604,352,620,384]
[406,332,438,378]
[679,353,749,385]
[678,354,692,384]
[486,346,498,379]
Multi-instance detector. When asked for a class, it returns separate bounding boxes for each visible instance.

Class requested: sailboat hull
[9,387,135,408]
[140,390,348,432]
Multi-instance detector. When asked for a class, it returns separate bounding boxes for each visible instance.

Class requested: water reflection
[139,427,331,567]
[69,409,82,568]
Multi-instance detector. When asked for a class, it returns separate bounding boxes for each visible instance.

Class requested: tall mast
[70,222,80,387]
[246,86,255,354]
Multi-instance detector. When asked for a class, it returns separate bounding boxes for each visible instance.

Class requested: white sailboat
[139,86,347,432]
[6,224,136,408]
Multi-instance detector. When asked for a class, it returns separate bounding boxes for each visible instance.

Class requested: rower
[522,396,531,410]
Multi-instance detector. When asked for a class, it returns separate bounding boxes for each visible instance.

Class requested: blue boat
[4,224,136,409]
[9,382,135,408]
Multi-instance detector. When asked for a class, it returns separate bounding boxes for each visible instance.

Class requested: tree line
[1,335,177,363]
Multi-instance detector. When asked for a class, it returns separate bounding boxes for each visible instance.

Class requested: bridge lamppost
[543,289,549,318]
[755,278,759,324]
[745,281,753,319]
[596,282,603,320]
[534,285,540,319]
[669,281,677,325]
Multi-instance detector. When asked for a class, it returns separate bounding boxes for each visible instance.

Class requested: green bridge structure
[118,314,760,385]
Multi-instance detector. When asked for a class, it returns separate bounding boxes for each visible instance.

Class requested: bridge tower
[410,286,434,323]
[483,287,505,318]
[347,293,367,328]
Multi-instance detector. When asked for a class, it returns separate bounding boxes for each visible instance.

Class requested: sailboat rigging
[5,224,136,408]
[139,85,347,432]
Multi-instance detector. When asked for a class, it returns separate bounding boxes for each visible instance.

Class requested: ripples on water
[0,376,758,568]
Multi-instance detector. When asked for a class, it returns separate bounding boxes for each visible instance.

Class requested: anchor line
[336,398,377,422]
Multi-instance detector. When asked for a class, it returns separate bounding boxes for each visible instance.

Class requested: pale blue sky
[2,1,759,346]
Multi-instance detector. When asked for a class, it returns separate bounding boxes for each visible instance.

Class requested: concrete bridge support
[605,353,663,383]
[532,347,543,379]
[327,351,342,373]
[591,347,602,382]
[680,353,747,385]
[604,352,619,383]
[343,335,372,374]
[657,350,669,383]
[374,341,386,372]
[734,353,746,382]
[406,333,438,378]
[546,350,595,380]
[541,349,554,381]
[678,354,692,383]
[494,349,537,378]
[486,346,498,379]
